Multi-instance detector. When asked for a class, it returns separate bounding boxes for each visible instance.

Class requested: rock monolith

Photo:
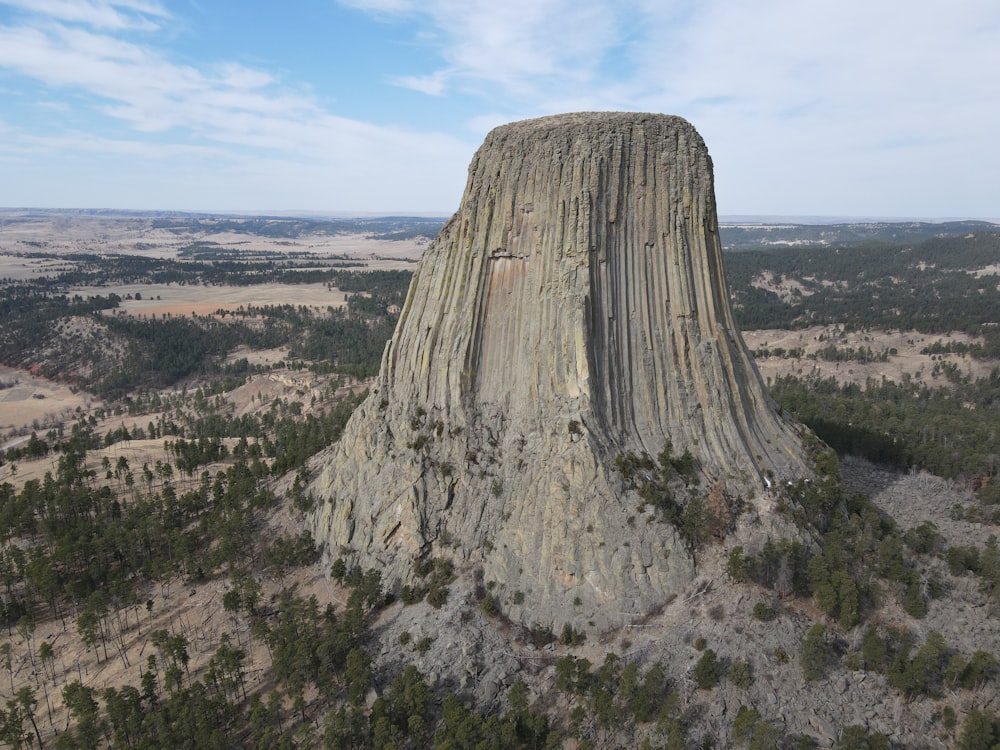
[310,112,813,630]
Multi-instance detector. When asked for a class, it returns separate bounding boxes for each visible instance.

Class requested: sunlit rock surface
[310,112,812,629]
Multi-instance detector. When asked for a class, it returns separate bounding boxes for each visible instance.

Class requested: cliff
[310,112,813,630]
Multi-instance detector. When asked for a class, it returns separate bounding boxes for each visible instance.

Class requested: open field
[0,212,430,262]
[99,282,352,318]
[742,326,994,386]
[1,361,349,472]
[0,217,423,323]
[0,365,94,440]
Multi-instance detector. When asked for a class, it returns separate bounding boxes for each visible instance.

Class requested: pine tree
[800,624,829,681]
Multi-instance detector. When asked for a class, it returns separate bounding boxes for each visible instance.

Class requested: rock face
[310,112,812,630]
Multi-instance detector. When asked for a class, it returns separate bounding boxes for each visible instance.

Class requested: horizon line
[1,207,998,225]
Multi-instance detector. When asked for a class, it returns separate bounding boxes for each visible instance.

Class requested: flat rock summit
[310,112,814,629]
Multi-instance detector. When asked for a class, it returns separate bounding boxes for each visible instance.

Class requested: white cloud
[344,0,625,99]
[634,1,1000,214]
[0,15,452,156]
[0,0,169,30]
[0,4,474,210]
[338,0,413,14]
[394,67,455,96]
[343,0,1000,215]
[3,0,998,214]
[5,128,221,160]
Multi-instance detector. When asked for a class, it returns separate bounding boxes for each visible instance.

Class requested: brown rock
[310,112,813,630]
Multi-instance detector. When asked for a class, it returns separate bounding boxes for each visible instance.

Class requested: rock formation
[310,112,813,630]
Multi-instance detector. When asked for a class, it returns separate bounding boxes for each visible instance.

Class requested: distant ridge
[719,219,1000,250]
[4,209,997,252]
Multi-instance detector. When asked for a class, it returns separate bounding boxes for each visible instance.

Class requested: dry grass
[0,365,356,744]
[0,213,429,262]
[741,325,992,387]
[101,282,352,318]
[0,365,93,442]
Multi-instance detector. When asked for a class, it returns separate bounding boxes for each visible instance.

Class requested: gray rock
[309,112,814,630]
[477,676,500,706]
[808,714,838,744]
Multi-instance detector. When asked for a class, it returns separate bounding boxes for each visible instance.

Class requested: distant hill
[719,219,1000,249]
[5,208,1000,248]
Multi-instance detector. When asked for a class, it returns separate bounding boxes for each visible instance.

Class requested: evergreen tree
[693,649,720,689]
[800,624,829,681]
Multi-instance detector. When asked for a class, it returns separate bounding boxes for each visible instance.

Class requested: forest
[724,230,1000,507]
[0,261,412,397]
[0,223,998,747]
[725,231,1000,337]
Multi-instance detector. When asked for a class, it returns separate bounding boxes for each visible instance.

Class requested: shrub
[752,601,776,622]
[479,593,500,617]
[426,585,448,609]
[904,521,942,554]
[693,649,720,689]
[734,706,762,743]
[902,580,928,618]
[414,636,434,654]
[941,706,957,730]
[834,725,890,749]
[728,659,754,689]
[733,706,782,749]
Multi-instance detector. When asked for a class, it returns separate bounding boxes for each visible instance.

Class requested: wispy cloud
[394,67,455,96]
[1,0,998,214]
[345,0,1000,128]
[342,0,1000,214]
[1,0,169,30]
[344,0,626,100]
[0,0,473,208]
[0,20,318,139]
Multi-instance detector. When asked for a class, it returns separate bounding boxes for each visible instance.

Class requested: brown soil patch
[742,326,992,387]
[0,214,430,263]
[751,271,818,302]
[0,366,94,443]
[95,282,351,318]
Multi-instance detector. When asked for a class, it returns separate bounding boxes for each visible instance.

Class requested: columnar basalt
[310,112,813,629]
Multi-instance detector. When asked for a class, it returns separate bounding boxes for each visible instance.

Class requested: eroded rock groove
[310,112,813,629]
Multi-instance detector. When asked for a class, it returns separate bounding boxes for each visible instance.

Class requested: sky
[0,1,998,218]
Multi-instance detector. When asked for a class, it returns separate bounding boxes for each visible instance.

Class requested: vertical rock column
[310,112,812,630]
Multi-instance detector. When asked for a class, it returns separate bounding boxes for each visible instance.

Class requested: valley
[0,211,998,748]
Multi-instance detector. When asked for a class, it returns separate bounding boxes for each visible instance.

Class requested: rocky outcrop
[310,112,813,630]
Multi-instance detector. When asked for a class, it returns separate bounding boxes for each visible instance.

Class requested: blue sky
[0,0,998,218]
